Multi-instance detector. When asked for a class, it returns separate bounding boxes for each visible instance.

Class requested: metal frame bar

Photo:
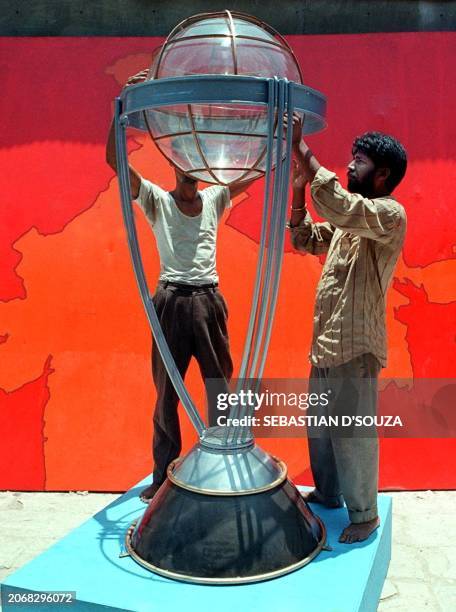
[229,79,295,445]
[153,131,270,141]
[234,82,296,444]
[115,100,206,436]
[257,84,295,380]
[187,103,221,184]
[185,167,266,172]
[222,77,277,445]
[161,33,299,55]
[226,10,239,75]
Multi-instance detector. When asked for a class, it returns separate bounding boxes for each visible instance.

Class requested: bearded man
[288,115,407,543]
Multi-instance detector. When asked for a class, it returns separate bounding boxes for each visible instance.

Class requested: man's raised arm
[290,114,402,243]
[286,118,334,255]
[105,69,150,200]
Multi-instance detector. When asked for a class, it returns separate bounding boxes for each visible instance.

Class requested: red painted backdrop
[0,34,455,491]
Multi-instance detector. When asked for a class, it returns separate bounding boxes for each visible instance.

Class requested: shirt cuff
[311,166,338,189]
[286,216,309,230]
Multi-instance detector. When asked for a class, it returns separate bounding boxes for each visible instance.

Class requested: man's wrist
[292,185,306,195]
[299,142,320,181]
[298,140,309,155]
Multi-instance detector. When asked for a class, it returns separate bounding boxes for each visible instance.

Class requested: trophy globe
[142,11,306,185]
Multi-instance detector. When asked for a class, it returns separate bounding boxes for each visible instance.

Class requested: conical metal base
[125,445,326,584]
[170,435,287,495]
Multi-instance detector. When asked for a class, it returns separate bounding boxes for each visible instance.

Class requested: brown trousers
[151,282,233,485]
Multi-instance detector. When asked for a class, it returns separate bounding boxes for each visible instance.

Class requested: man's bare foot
[301,488,343,508]
[339,517,380,544]
[139,482,161,504]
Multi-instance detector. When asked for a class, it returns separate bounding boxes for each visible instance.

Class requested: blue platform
[1,480,391,612]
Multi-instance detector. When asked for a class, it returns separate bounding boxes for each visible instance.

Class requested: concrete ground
[0,490,455,611]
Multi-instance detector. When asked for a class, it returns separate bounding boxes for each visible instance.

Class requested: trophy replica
[115,11,327,584]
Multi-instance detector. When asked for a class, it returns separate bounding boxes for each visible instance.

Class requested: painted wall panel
[0,33,455,490]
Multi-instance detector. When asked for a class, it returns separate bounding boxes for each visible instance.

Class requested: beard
[347,168,376,197]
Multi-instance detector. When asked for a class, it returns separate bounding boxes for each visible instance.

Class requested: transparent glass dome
[142,11,303,185]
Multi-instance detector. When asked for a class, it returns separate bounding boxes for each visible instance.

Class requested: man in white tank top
[107,69,258,502]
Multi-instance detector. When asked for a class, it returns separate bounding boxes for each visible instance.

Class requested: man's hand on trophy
[283,112,305,146]
[125,69,150,88]
[285,111,320,182]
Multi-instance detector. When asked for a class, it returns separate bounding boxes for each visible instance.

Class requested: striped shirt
[289,166,407,368]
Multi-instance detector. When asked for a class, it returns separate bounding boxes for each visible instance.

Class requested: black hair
[352,132,407,192]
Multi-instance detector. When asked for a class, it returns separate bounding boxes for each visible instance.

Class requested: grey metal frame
[114,74,326,450]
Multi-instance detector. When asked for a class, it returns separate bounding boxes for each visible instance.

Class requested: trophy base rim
[125,515,326,585]
[167,440,288,494]
[125,466,327,585]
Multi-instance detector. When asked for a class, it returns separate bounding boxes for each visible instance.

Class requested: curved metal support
[115,100,206,436]
[227,79,286,445]
[222,78,277,446]
[247,79,287,381]
[115,75,326,448]
[257,84,295,380]
[236,78,276,385]
[230,79,296,445]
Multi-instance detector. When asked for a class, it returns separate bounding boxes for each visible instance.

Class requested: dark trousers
[308,353,381,523]
[151,282,233,485]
